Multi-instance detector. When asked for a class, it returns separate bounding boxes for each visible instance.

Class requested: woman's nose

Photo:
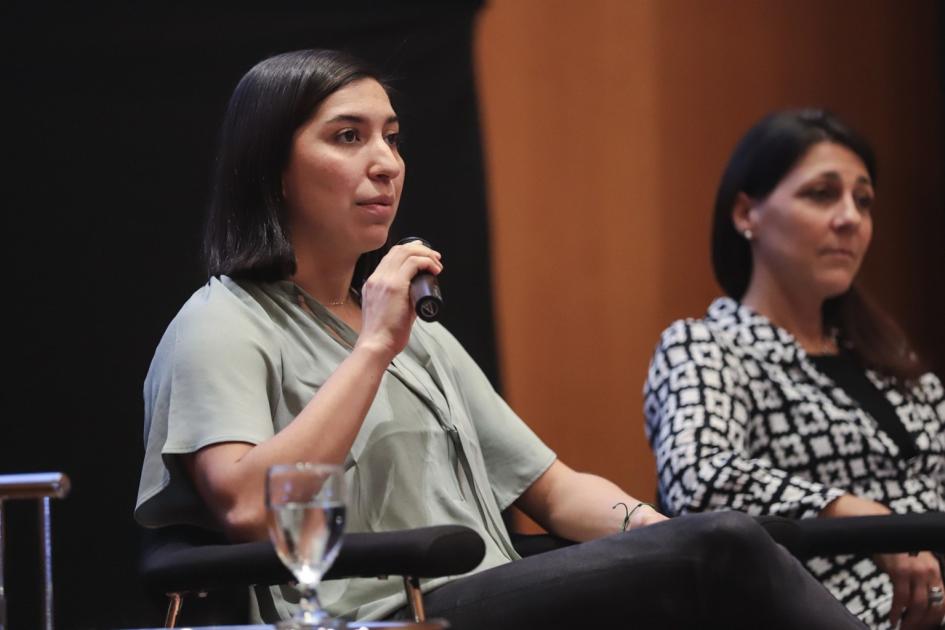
[832,193,862,229]
[367,137,401,180]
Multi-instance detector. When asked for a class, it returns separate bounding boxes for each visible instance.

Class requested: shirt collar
[706,296,805,366]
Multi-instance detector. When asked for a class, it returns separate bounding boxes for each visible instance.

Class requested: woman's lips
[820,247,855,260]
[358,202,391,211]
[358,195,395,206]
[356,197,396,218]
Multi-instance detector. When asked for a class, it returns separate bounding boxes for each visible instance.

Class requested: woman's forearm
[548,472,659,540]
[188,342,391,541]
[819,493,891,518]
[517,461,666,542]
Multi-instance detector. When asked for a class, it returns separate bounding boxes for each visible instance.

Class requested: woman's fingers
[889,567,910,628]
[883,552,945,630]
[638,509,670,528]
[366,243,441,289]
[931,579,945,628]
[363,250,442,304]
[900,573,926,630]
[398,252,443,281]
[373,241,441,276]
[912,556,945,629]
[356,241,444,359]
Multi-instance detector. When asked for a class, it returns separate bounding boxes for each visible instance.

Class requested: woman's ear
[731,192,756,238]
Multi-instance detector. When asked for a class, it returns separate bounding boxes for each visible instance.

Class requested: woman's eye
[385,132,400,148]
[803,186,838,203]
[854,194,874,211]
[337,129,359,144]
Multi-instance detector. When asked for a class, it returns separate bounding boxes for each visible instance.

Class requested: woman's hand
[628,504,670,530]
[821,494,945,629]
[356,240,442,361]
[873,551,945,630]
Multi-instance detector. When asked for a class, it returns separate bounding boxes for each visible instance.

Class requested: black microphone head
[415,284,443,322]
[395,237,443,322]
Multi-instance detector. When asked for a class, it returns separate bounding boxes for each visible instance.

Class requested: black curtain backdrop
[2,3,493,628]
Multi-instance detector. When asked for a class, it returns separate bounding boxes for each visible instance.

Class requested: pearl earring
[743,229,753,240]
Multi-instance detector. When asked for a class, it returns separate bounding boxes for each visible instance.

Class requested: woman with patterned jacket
[643,110,945,630]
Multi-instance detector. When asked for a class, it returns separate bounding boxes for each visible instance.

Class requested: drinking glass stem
[299,584,324,622]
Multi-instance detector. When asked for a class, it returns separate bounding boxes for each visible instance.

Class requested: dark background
[5,3,944,630]
[2,3,492,628]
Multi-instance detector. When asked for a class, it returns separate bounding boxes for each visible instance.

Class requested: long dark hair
[711,109,923,381]
[205,49,387,283]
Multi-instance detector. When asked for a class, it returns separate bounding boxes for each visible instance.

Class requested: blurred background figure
[643,109,944,630]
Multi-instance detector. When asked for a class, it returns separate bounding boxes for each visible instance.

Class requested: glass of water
[266,462,347,630]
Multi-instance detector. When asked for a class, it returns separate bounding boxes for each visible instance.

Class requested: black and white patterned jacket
[643,297,945,628]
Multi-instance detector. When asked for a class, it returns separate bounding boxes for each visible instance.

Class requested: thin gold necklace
[326,287,355,307]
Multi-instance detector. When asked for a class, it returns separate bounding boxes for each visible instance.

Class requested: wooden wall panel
[475,0,944,520]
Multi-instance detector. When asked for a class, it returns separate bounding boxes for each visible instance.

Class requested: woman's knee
[686,511,776,561]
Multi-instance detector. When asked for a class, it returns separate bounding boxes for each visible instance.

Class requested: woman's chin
[818,275,857,300]
[359,226,391,253]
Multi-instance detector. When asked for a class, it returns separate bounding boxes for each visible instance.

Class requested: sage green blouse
[135,276,556,621]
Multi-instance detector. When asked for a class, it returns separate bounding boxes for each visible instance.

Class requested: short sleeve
[135,279,281,528]
[162,297,278,452]
[475,392,557,510]
[419,323,556,510]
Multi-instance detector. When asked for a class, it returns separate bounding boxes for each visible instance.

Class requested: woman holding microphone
[136,52,864,629]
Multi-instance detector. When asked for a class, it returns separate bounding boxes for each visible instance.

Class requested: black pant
[391,512,865,629]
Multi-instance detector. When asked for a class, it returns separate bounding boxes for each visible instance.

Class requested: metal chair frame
[162,574,427,627]
[0,472,71,630]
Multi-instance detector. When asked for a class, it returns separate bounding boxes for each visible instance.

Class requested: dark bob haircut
[711,109,922,381]
[205,49,387,282]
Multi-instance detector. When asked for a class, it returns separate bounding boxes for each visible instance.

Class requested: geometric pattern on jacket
[643,297,945,629]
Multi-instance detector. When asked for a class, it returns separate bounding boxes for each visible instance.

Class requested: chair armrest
[757,512,945,559]
[141,524,485,594]
[329,525,485,579]
[141,528,290,593]
[509,532,576,558]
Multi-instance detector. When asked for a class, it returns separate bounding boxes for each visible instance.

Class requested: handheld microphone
[396,236,443,322]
